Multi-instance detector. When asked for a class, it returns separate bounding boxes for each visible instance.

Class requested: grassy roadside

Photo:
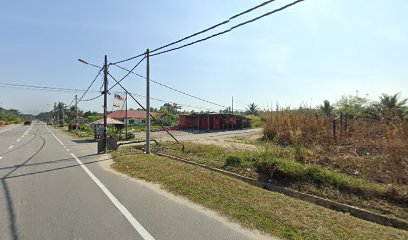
[54,126,95,141]
[153,142,408,220]
[111,147,408,240]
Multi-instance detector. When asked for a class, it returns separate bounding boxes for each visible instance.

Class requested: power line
[129,92,216,111]
[78,67,104,102]
[151,0,304,57]
[111,52,146,66]
[112,0,302,63]
[0,82,95,93]
[107,72,180,143]
[75,56,145,103]
[108,56,146,91]
[80,94,103,102]
[150,0,278,54]
[112,64,228,108]
[67,97,76,107]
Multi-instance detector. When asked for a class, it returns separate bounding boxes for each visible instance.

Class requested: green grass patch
[245,114,264,128]
[156,142,391,199]
[112,147,408,240]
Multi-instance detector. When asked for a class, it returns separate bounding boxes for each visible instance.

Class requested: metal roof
[91,117,124,125]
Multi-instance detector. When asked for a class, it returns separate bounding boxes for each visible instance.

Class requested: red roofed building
[107,110,158,126]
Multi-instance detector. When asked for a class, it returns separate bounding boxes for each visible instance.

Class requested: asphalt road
[0,123,272,240]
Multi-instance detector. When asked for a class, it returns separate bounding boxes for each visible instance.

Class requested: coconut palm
[319,100,334,117]
[53,102,66,126]
[379,93,407,110]
[378,93,407,120]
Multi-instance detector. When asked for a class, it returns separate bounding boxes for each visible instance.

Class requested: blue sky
[0,0,407,114]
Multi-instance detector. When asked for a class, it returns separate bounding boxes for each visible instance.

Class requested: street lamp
[78,59,101,68]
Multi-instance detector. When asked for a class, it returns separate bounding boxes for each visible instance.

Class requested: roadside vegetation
[112,147,408,240]
[151,92,408,220]
[0,107,27,125]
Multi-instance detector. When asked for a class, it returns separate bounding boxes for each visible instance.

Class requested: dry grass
[262,110,408,186]
[112,147,408,240]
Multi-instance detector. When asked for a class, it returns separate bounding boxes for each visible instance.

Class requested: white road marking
[8,145,14,150]
[45,126,64,146]
[66,149,70,152]
[70,153,156,240]
[17,139,21,142]
[46,125,155,240]
[22,124,33,138]
[0,157,3,160]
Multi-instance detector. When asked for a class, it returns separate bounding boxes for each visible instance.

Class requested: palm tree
[319,100,334,117]
[378,93,407,120]
[54,102,66,126]
[379,93,407,110]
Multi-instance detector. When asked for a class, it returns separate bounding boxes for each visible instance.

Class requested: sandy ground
[128,128,263,151]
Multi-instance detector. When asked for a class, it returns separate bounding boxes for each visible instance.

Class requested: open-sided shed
[179,113,246,130]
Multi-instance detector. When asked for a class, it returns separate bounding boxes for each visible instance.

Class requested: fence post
[345,113,348,132]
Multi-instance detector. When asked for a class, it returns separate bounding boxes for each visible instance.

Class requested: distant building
[179,113,247,130]
[107,110,158,126]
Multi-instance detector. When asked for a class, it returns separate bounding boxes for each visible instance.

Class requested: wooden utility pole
[103,55,108,153]
[146,49,151,154]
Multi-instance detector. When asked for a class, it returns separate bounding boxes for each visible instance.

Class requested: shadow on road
[1,134,45,240]
[2,157,112,180]
[71,139,95,144]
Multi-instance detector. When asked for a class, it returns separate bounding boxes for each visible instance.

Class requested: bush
[245,114,264,128]
[254,156,388,197]
[225,155,242,166]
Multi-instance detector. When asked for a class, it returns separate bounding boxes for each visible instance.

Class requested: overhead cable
[112,64,227,108]
[151,0,304,56]
[107,72,180,143]
[78,67,104,102]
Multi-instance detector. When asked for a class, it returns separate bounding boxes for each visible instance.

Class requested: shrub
[225,155,242,166]
[254,156,388,197]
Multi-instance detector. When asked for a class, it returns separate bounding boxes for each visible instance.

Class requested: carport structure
[179,113,246,131]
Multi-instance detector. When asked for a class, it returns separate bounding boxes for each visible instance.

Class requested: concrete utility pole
[232,96,234,114]
[75,94,78,134]
[62,108,65,127]
[125,92,128,140]
[103,55,108,153]
[207,112,210,132]
[146,49,151,154]
[56,109,59,126]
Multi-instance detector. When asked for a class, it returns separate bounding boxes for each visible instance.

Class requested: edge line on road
[70,153,156,240]
[22,124,33,138]
[45,126,65,146]
[45,125,155,240]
